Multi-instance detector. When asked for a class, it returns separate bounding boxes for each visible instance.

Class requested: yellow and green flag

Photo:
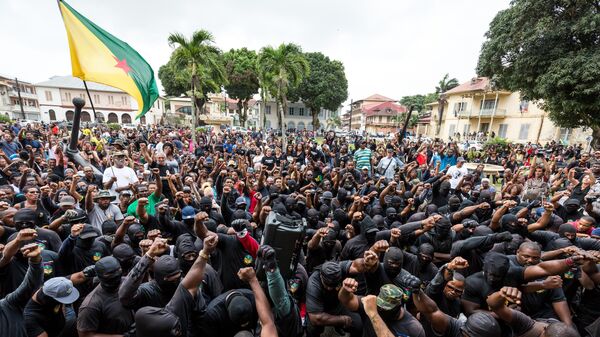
[58,0,158,118]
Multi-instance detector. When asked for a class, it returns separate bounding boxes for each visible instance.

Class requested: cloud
[0,0,510,106]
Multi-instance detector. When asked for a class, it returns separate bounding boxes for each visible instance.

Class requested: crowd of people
[0,120,599,337]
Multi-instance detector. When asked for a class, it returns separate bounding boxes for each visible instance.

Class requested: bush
[0,115,11,124]
[484,137,510,150]
[107,123,121,131]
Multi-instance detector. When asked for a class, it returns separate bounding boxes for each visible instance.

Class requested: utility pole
[14,78,26,119]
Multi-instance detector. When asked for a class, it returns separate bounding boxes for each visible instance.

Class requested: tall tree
[288,52,348,131]
[223,48,259,127]
[326,115,341,130]
[399,93,438,113]
[257,44,310,142]
[477,0,600,146]
[165,30,227,144]
[434,74,459,134]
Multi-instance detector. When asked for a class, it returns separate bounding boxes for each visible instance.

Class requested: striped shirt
[354,148,372,170]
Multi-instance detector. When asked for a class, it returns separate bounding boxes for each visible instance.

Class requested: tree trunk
[436,98,445,135]
[242,97,250,128]
[592,126,600,150]
[237,99,244,127]
[311,107,320,132]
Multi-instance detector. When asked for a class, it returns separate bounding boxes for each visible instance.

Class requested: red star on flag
[114,56,131,74]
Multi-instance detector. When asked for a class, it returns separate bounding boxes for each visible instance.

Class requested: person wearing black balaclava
[450,228,513,276]
[112,243,139,274]
[417,217,455,263]
[461,251,591,315]
[306,258,371,337]
[174,234,222,302]
[119,238,181,310]
[97,219,117,250]
[0,242,43,337]
[77,256,133,337]
[199,196,225,225]
[58,223,109,275]
[341,215,384,260]
[437,195,461,217]
[363,246,414,293]
[135,234,219,337]
[0,228,59,297]
[307,227,342,273]
[431,177,451,207]
[402,243,438,284]
[283,196,302,220]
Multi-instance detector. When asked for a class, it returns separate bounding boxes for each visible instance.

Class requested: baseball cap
[235,197,247,206]
[43,277,80,304]
[79,224,100,240]
[361,166,369,171]
[377,284,404,310]
[181,206,196,220]
[457,157,466,162]
[564,198,580,206]
[59,195,76,207]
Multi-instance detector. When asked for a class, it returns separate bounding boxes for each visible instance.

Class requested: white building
[256,101,341,131]
[0,74,41,120]
[35,75,165,125]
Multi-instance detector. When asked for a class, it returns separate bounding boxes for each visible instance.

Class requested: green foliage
[400,94,437,113]
[257,44,310,131]
[0,115,11,124]
[107,123,121,131]
[326,115,342,130]
[158,58,189,96]
[477,0,600,139]
[436,74,459,94]
[165,30,227,117]
[288,52,348,131]
[223,48,259,127]
[484,137,510,151]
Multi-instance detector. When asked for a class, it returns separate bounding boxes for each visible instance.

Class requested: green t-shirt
[127,193,162,218]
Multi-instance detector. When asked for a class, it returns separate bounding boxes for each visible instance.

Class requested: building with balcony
[0,75,41,120]
[349,94,408,134]
[35,75,164,125]
[426,77,591,144]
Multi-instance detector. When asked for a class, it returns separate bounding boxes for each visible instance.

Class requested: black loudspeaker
[256,211,306,281]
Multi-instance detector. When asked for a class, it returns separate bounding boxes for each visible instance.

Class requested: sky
[1,0,510,110]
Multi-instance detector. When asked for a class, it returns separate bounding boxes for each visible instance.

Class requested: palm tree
[168,30,226,145]
[326,115,341,130]
[435,73,459,135]
[390,115,404,129]
[257,44,309,144]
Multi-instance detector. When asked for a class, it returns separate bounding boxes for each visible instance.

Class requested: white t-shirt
[102,166,138,198]
[447,165,468,189]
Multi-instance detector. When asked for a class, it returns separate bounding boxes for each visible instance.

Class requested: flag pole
[82,80,99,122]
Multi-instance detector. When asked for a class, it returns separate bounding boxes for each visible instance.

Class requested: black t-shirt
[7,228,62,254]
[24,298,77,337]
[306,260,352,314]
[165,284,195,337]
[306,241,341,273]
[0,251,58,297]
[196,289,256,337]
[261,156,276,170]
[215,233,254,291]
[402,251,439,284]
[0,225,16,244]
[510,309,545,337]
[77,284,134,335]
[462,268,525,309]
[357,300,425,337]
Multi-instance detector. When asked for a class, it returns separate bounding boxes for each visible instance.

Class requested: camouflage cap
[376,284,404,310]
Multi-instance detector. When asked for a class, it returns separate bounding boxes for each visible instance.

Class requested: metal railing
[456,108,507,118]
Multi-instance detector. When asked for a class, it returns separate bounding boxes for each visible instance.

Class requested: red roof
[364,101,407,117]
[444,77,490,95]
[361,94,395,102]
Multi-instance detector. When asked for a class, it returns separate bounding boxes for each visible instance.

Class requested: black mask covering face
[307,209,320,227]
[483,252,509,289]
[383,248,403,279]
[127,224,144,248]
[37,289,60,309]
[135,307,182,337]
[154,256,181,296]
[96,257,122,292]
[448,197,461,212]
[377,304,402,322]
[76,237,96,249]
